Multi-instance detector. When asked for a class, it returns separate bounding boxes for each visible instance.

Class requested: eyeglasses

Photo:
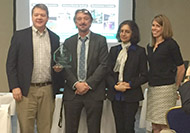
[74,9,93,22]
[76,9,90,14]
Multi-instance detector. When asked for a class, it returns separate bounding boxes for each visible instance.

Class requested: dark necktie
[78,37,88,80]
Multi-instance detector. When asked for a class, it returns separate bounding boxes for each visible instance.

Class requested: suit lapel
[27,27,34,62]
[48,29,56,67]
[87,32,96,67]
[48,29,56,56]
[70,35,78,70]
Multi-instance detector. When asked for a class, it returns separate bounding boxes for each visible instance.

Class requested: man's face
[32,7,48,32]
[75,12,92,33]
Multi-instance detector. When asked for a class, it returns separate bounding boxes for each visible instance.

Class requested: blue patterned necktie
[78,37,88,81]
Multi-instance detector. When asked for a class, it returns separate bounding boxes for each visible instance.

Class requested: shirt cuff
[72,81,80,90]
[86,81,92,90]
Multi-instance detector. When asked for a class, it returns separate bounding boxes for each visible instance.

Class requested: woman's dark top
[147,38,184,86]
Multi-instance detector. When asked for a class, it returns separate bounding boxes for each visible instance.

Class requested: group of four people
[6,3,185,133]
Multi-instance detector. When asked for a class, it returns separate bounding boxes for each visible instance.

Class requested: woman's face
[152,20,163,39]
[120,24,132,43]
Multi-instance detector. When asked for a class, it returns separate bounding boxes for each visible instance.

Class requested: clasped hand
[75,82,90,95]
[114,82,131,92]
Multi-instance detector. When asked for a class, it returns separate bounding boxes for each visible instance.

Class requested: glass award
[53,44,72,68]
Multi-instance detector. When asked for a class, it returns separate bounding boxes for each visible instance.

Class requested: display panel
[16,0,133,43]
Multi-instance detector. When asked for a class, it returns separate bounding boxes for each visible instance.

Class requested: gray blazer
[63,32,108,101]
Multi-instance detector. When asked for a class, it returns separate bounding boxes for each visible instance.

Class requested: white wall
[0,0,13,92]
[136,0,190,61]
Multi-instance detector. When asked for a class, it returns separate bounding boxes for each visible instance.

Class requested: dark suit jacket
[179,81,190,114]
[63,32,108,101]
[6,27,62,97]
[106,44,148,102]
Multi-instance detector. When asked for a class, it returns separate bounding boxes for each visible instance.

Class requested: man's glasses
[76,9,90,14]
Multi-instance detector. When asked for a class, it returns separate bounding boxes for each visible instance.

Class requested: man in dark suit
[6,4,61,133]
[179,67,190,114]
[62,9,108,133]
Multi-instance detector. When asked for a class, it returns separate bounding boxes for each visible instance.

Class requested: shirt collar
[78,31,91,40]
[118,43,137,51]
[121,42,131,49]
[32,26,47,35]
[128,44,137,51]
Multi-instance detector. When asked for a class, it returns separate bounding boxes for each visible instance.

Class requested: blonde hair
[151,14,173,46]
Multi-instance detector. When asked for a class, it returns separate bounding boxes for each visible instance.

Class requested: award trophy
[53,44,72,68]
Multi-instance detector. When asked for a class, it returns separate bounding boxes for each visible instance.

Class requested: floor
[11,107,146,133]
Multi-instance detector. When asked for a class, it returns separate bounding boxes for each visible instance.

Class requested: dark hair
[116,20,140,44]
[32,4,49,17]
[73,9,93,23]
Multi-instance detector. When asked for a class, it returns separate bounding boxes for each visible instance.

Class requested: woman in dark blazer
[106,20,148,133]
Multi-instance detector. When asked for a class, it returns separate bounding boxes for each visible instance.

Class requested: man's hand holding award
[53,44,72,72]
